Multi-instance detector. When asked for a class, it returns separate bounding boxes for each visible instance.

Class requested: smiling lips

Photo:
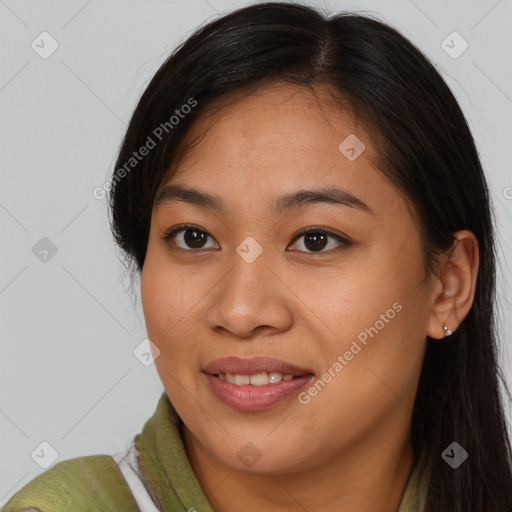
[203,356,315,412]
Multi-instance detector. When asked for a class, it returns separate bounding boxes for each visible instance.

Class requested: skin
[141,82,479,511]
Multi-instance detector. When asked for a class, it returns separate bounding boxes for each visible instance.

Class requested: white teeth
[218,371,298,385]
[234,374,250,385]
[268,372,282,383]
[250,372,269,385]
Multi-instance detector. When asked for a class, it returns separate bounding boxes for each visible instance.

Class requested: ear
[426,230,479,339]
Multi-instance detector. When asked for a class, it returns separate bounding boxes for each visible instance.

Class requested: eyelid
[161,223,210,241]
[289,225,351,243]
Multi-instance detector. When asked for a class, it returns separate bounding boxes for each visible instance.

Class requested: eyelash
[160,223,352,255]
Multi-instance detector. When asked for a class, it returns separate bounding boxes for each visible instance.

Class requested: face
[141,83,432,475]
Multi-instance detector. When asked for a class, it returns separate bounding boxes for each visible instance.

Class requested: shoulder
[1,454,140,512]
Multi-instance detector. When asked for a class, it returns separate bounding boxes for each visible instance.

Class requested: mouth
[202,356,315,411]
[213,371,304,384]
[203,356,315,377]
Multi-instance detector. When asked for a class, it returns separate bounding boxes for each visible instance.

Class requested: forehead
[173,83,372,169]
[158,83,401,216]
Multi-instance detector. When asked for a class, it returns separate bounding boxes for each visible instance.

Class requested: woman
[3,2,512,511]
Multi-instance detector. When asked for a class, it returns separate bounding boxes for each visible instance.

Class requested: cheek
[140,263,165,340]
[141,241,189,322]
[140,259,201,402]
[141,254,183,347]
[315,240,428,378]
[315,250,419,339]
[140,253,207,362]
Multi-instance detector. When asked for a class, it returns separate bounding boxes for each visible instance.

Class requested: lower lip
[204,373,314,412]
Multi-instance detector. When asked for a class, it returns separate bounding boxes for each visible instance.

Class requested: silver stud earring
[443,324,453,337]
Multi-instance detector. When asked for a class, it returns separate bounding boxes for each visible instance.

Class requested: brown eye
[161,224,219,250]
[288,227,351,254]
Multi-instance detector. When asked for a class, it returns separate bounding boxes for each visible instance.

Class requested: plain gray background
[1,0,511,505]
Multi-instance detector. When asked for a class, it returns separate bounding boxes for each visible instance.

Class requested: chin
[213,442,312,475]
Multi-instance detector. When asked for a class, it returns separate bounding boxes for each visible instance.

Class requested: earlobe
[442,324,453,337]
[426,230,479,340]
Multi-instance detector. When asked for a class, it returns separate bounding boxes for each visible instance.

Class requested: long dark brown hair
[108,3,512,510]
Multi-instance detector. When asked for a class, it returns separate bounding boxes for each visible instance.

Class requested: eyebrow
[155,183,373,215]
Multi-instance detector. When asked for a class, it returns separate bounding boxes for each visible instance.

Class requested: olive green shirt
[2,392,426,511]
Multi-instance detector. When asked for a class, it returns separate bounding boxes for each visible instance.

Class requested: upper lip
[203,356,315,376]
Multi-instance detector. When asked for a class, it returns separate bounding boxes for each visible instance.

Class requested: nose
[205,249,294,340]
